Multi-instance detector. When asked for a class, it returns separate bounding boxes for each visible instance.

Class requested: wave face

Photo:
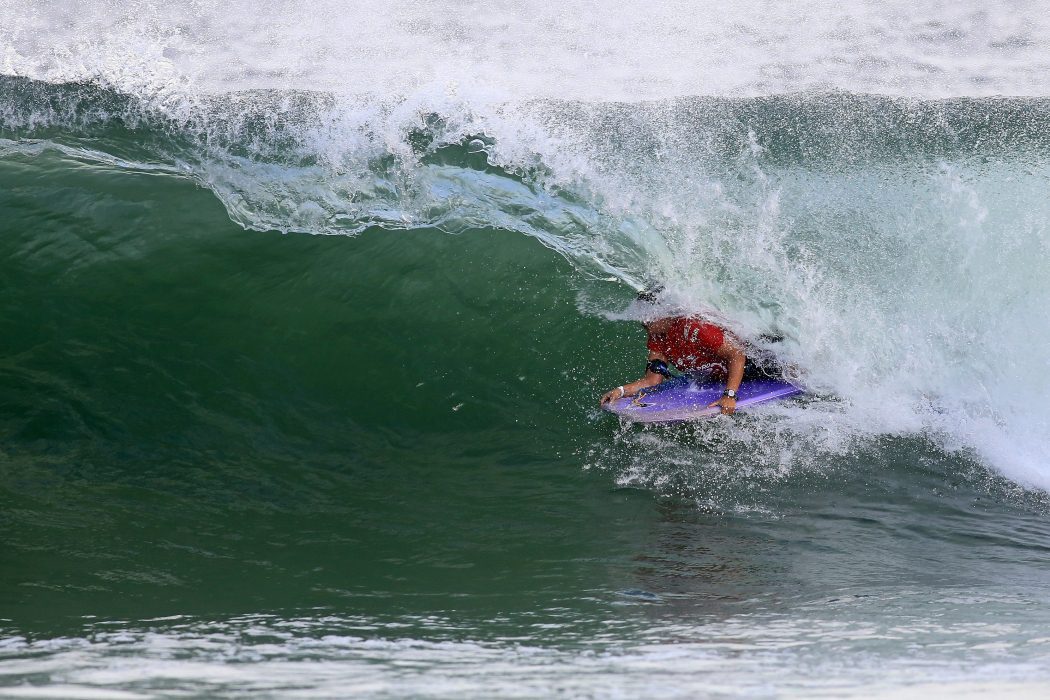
[4,3,1050,697]
[3,78,1048,489]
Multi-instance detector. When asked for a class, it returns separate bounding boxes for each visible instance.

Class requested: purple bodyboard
[603,376,803,424]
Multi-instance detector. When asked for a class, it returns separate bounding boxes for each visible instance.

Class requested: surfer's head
[635,285,671,332]
[635,285,664,306]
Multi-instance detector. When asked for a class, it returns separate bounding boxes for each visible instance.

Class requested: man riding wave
[600,288,784,415]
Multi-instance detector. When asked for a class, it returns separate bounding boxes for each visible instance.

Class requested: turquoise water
[4,4,1050,696]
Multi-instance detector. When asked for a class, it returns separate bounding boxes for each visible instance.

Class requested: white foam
[4,0,1050,100]
[3,606,1050,698]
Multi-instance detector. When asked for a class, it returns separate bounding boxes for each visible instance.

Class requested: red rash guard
[646,317,727,373]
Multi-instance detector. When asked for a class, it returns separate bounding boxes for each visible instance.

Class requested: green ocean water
[4,70,1050,696]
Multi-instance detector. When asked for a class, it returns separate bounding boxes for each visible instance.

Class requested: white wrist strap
[617,386,625,398]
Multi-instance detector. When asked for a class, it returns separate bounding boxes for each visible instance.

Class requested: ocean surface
[3,2,1050,697]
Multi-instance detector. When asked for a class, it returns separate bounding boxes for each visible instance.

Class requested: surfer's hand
[600,388,621,406]
[710,396,737,415]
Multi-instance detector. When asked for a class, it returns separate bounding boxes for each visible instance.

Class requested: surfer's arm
[709,335,746,415]
[600,351,667,405]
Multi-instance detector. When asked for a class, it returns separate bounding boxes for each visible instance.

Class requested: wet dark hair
[635,284,664,305]
[636,285,665,329]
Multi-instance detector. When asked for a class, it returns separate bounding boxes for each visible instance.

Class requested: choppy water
[3,2,1050,697]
